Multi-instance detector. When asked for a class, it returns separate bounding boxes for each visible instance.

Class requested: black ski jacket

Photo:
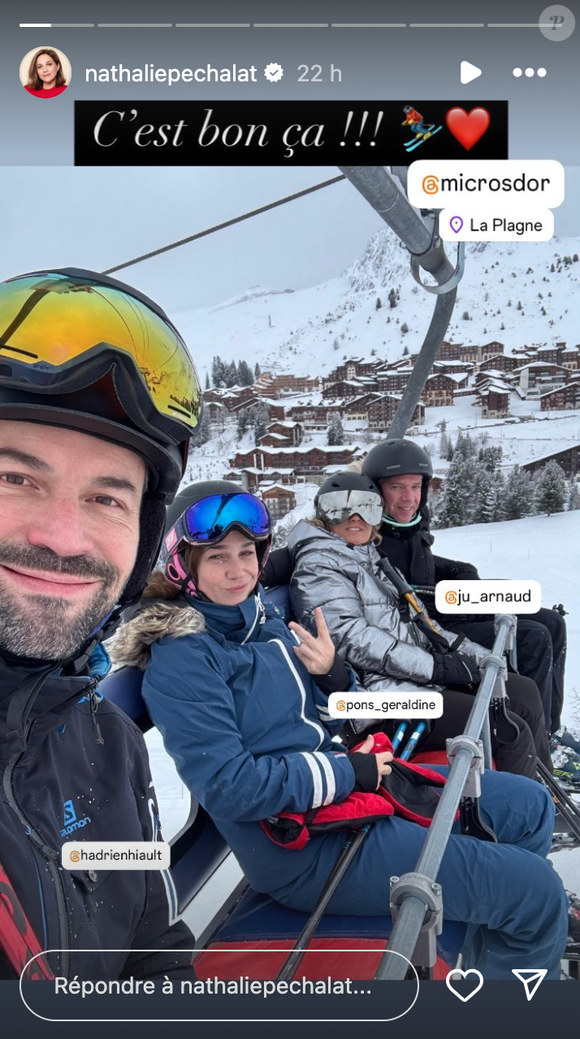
[376,508,479,621]
[0,648,195,981]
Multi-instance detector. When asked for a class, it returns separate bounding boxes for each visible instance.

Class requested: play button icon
[461,60,482,84]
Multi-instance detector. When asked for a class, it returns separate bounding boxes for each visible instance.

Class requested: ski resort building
[287,402,345,429]
[516,362,569,398]
[478,385,511,418]
[561,348,580,371]
[422,373,465,406]
[264,420,304,445]
[259,484,297,519]
[522,444,580,479]
[377,368,414,393]
[367,395,425,429]
[255,373,320,397]
[539,381,580,411]
[230,444,362,478]
[479,354,520,373]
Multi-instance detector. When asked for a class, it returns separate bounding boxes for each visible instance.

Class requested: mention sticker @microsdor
[408,161,565,208]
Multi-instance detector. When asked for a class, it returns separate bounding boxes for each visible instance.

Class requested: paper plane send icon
[460,61,482,85]
[512,968,548,1001]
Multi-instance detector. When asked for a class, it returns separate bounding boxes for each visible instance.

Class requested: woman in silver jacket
[288,472,552,777]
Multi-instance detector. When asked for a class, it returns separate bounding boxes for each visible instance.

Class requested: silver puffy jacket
[287,519,488,693]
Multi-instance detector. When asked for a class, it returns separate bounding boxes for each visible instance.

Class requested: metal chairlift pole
[374,614,517,981]
[338,166,463,437]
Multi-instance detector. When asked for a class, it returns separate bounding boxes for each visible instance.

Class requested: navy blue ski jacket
[116,590,358,893]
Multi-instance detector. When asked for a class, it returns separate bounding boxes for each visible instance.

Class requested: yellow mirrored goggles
[0,270,201,433]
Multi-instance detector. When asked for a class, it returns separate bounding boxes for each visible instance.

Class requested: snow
[173,232,580,387]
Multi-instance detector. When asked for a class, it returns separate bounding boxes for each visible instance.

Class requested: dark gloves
[313,652,352,695]
[349,752,380,792]
[431,650,481,689]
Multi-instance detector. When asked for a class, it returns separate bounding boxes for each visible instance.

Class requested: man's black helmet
[362,439,433,482]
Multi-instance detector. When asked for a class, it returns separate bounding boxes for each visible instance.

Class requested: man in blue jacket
[0,267,202,980]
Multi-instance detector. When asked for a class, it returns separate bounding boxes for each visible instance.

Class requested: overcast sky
[1,165,578,314]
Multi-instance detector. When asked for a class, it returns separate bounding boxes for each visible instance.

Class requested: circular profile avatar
[21,46,71,98]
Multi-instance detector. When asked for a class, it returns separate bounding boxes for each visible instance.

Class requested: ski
[404,126,442,152]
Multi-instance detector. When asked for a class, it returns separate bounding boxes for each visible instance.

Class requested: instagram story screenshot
[0,0,578,1035]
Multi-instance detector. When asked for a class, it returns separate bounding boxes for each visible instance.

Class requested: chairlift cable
[103,175,346,275]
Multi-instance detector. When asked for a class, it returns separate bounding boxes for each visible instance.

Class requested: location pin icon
[450,216,463,234]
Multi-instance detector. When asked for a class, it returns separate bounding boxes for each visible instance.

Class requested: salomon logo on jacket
[61,799,92,837]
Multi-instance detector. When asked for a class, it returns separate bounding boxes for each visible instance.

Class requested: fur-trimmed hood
[111,599,206,671]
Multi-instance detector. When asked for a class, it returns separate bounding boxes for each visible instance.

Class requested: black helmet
[362,439,433,481]
[315,471,383,527]
[161,481,273,597]
[362,438,433,514]
[0,267,202,612]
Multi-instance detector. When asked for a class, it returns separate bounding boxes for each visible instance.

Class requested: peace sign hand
[288,607,337,675]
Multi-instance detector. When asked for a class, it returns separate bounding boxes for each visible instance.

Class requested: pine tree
[388,287,398,309]
[224,360,238,388]
[503,465,533,520]
[250,402,269,444]
[237,360,254,386]
[376,296,382,310]
[438,452,474,528]
[195,407,212,446]
[236,408,250,438]
[327,414,346,445]
[254,362,261,379]
[438,419,449,459]
[568,481,580,511]
[204,371,210,390]
[211,355,226,388]
[533,461,567,515]
[453,430,476,460]
[478,444,503,473]
[469,468,492,524]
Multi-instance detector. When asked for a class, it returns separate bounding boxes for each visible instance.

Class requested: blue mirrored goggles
[173,492,272,548]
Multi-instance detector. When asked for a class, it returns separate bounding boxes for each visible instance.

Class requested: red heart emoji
[446,107,490,150]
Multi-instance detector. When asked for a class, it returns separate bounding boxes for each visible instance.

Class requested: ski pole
[377,559,450,650]
[399,722,427,761]
[537,760,580,840]
[391,722,408,753]
[275,824,371,984]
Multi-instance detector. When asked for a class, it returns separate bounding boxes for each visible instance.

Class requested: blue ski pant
[270,769,569,980]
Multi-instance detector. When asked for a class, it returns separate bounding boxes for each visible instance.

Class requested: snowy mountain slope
[173,231,580,384]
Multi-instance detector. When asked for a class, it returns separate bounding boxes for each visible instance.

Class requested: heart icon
[446,107,490,150]
[445,968,484,1002]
